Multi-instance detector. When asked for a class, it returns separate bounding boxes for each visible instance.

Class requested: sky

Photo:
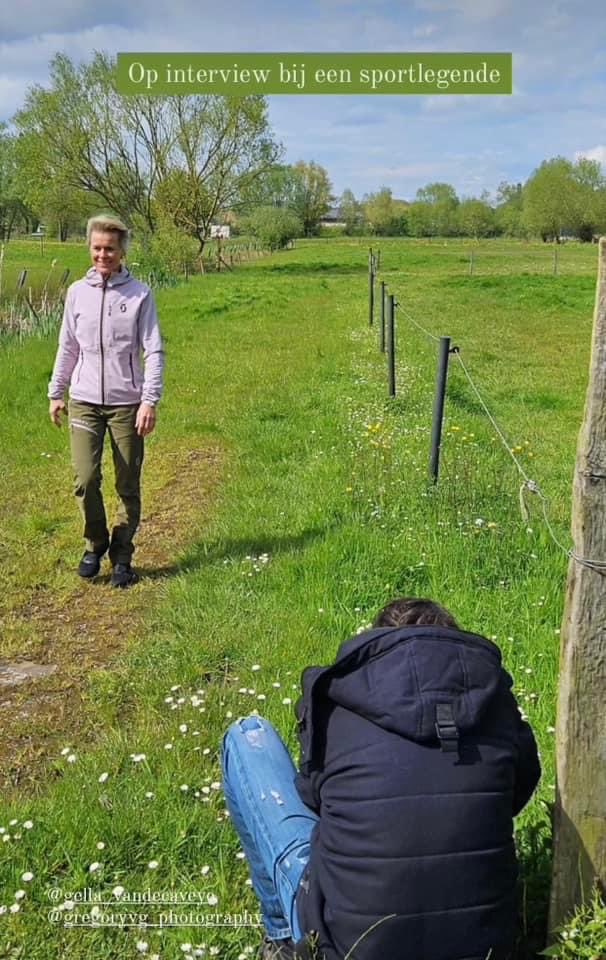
[1,0,605,202]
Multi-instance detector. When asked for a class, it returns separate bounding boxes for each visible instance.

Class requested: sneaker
[110,562,139,589]
[77,542,109,578]
[258,936,296,959]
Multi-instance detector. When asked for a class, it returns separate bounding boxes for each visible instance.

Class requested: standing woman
[48,214,164,587]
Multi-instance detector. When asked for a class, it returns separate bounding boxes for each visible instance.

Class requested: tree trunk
[549,237,606,933]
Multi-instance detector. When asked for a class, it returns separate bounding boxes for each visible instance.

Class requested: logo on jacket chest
[108,301,129,316]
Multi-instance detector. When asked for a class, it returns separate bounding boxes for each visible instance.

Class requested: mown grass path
[0,237,599,958]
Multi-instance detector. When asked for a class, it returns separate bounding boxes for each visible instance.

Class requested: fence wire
[384,294,606,573]
[453,351,606,572]
[395,302,441,344]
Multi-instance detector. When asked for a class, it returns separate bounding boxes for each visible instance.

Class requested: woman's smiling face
[89,230,123,277]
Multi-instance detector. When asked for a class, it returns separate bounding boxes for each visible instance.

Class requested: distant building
[320,206,346,228]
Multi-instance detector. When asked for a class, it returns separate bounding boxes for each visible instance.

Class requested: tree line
[0,52,605,257]
[0,52,332,261]
[341,161,606,241]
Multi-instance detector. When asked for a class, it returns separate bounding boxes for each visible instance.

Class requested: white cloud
[0,0,605,201]
[0,22,167,80]
[574,145,606,167]
[0,0,129,40]
[413,0,511,21]
[367,160,454,180]
[421,94,471,112]
[0,77,28,119]
[412,23,438,38]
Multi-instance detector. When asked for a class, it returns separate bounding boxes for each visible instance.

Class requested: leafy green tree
[416,182,458,205]
[415,181,459,236]
[339,188,363,234]
[573,157,606,240]
[290,161,333,236]
[241,205,302,247]
[457,197,496,238]
[152,168,211,251]
[15,54,156,231]
[15,53,280,250]
[522,158,582,241]
[407,201,435,237]
[14,130,93,240]
[495,181,526,237]
[0,125,23,241]
[238,164,301,211]
[362,187,407,235]
[128,211,199,281]
[155,94,280,252]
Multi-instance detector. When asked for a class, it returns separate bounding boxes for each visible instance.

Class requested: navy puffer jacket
[293,626,541,960]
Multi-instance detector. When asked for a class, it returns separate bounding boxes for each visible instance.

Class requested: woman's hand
[135,402,156,436]
[49,399,67,427]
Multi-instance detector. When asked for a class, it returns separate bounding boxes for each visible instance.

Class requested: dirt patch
[0,445,222,793]
[0,661,58,685]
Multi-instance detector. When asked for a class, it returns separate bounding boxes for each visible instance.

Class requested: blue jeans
[221,715,319,941]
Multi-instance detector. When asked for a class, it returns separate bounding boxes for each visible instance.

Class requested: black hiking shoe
[110,562,139,589]
[258,936,296,959]
[77,542,109,578]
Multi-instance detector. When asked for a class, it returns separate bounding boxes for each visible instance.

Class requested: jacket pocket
[129,353,136,389]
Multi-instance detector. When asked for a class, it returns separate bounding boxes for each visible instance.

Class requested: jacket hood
[85,265,133,287]
[322,626,508,742]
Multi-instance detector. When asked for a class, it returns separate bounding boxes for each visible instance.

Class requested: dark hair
[373,597,459,629]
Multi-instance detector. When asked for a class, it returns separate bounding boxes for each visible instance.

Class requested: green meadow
[0,236,601,958]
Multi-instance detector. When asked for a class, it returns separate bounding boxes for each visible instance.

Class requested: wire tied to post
[377,298,606,572]
[454,351,606,573]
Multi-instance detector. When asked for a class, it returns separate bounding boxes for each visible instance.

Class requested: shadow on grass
[95,527,332,583]
[93,565,182,584]
[180,526,331,571]
[264,261,368,276]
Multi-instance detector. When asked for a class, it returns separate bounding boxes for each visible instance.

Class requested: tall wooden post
[549,237,606,932]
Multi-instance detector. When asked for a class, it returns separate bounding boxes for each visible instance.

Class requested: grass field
[0,236,602,958]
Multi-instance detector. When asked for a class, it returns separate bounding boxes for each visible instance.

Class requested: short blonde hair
[87,214,130,253]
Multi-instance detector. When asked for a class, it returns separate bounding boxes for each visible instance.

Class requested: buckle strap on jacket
[435,702,459,753]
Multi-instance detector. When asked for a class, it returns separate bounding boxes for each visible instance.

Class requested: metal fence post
[387,294,396,397]
[369,257,374,326]
[380,281,386,353]
[429,336,452,483]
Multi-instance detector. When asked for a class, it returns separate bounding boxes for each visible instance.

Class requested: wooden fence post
[549,237,606,933]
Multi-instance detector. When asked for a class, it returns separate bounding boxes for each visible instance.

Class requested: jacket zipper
[100,278,108,404]
[129,353,136,389]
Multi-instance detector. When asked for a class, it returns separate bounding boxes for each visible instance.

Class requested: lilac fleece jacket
[48,266,164,406]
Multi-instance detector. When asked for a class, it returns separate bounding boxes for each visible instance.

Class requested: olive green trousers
[68,400,144,564]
